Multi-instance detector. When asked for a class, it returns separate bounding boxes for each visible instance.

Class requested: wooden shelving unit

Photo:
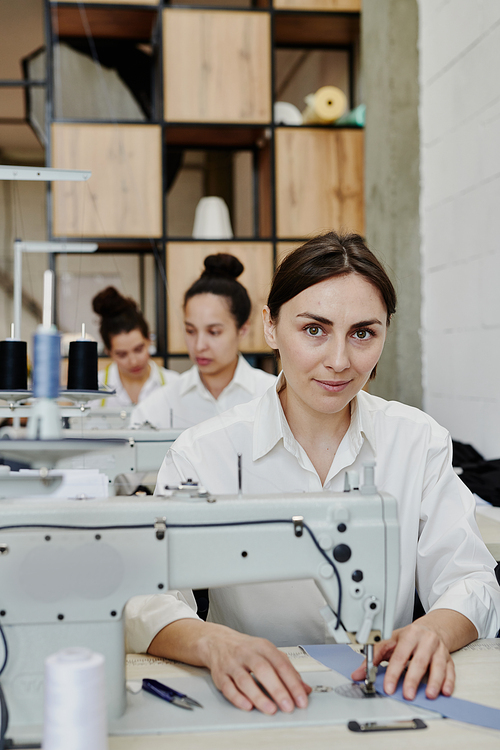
[44,0,363,361]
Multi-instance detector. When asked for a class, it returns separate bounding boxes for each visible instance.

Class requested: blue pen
[142,678,203,710]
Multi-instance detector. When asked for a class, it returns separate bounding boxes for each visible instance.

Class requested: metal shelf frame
[35,0,361,364]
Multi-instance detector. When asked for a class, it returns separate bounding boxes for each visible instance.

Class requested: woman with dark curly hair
[92,286,179,408]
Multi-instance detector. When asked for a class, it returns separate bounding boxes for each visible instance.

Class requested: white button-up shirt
[125,376,500,653]
[129,355,276,430]
[93,360,180,409]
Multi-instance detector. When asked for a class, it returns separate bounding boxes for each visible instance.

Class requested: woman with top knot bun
[130,254,276,429]
[91,286,179,408]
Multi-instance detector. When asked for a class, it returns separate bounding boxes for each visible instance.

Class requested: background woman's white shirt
[93,360,180,408]
[125,377,500,654]
[130,355,276,429]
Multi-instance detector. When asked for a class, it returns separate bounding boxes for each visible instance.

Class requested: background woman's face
[263,273,387,417]
[184,293,247,376]
[109,328,150,380]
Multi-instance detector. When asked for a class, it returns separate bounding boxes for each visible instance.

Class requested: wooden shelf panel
[275,127,364,238]
[51,4,158,39]
[166,241,273,353]
[273,0,360,11]
[163,9,272,124]
[274,11,360,46]
[51,123,163,238]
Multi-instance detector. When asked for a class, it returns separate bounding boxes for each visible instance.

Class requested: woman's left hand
[350,609,477,701]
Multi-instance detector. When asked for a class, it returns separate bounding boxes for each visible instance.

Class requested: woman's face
[109,328,150,380]
[263,273,387,418]
[184,293,248,377]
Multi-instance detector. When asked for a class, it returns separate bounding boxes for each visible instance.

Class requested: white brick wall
[419,0,500,458]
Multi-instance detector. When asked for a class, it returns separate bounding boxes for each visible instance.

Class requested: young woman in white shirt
[91,286,179,408]
[126,232,500,716]
[130,254,276,429]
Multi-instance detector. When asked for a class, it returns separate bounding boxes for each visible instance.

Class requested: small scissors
[142,678,203,710]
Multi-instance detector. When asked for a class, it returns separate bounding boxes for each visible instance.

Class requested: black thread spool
[0,339,28,390]
[67,339,98,391]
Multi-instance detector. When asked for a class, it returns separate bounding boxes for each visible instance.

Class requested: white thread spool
[42,647,108,750]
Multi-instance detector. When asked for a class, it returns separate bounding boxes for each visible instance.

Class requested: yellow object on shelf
[302,86,348,124]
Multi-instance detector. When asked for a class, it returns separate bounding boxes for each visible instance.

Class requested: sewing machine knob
[318,534,333,550]
[333,544,351,563]
[320,564,334,579]
[352,570,363,582]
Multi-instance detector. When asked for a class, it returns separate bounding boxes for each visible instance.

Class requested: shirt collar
[253,372,288,460]
[179,364,201,396]
[230,355,259,394]
[179,355,255,398]
[148,360,161,385]
[353,389,377,454]
[253,374,377,462]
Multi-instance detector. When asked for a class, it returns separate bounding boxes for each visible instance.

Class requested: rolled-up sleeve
[417,433,500,638]
[125,590,200,654]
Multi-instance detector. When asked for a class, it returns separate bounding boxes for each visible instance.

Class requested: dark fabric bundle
[453,440,500,507]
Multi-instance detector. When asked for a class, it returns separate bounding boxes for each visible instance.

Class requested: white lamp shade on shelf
[192,196,233,239]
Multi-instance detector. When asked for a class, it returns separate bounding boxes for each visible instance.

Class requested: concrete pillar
[362,0,422,408]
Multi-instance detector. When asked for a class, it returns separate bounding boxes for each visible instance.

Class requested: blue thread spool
[32,328,61,399]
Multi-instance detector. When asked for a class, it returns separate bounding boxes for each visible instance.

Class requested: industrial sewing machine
[0,272,404,742]
[0,468,400,743]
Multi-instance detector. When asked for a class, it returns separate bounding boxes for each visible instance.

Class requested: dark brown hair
[92,286,149,351]
[267,231,397,378]
[184,254,251,329]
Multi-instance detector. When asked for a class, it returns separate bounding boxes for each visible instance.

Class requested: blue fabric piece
[304,644,500,731]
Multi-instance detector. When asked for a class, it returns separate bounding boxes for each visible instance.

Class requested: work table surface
[110,640,500,749]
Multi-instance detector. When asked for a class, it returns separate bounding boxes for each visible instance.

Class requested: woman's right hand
[148,619,311,714]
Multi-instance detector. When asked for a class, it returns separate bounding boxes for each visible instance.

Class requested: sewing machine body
[54,428,182,487]
[0,428,182,492]
[0,488,399,741]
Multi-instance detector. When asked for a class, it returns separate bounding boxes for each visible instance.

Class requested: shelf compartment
[165,124,269,148]
[274,10,360,46]
[275,126,364,238]
[163,8,272,123]
[51,3,158,40]
[166,241,273,353]
[51,123,163,238]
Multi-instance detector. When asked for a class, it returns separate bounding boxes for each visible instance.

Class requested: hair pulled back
[92,286,149,350]
[184,253,251,329]
[268,231,396,324]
